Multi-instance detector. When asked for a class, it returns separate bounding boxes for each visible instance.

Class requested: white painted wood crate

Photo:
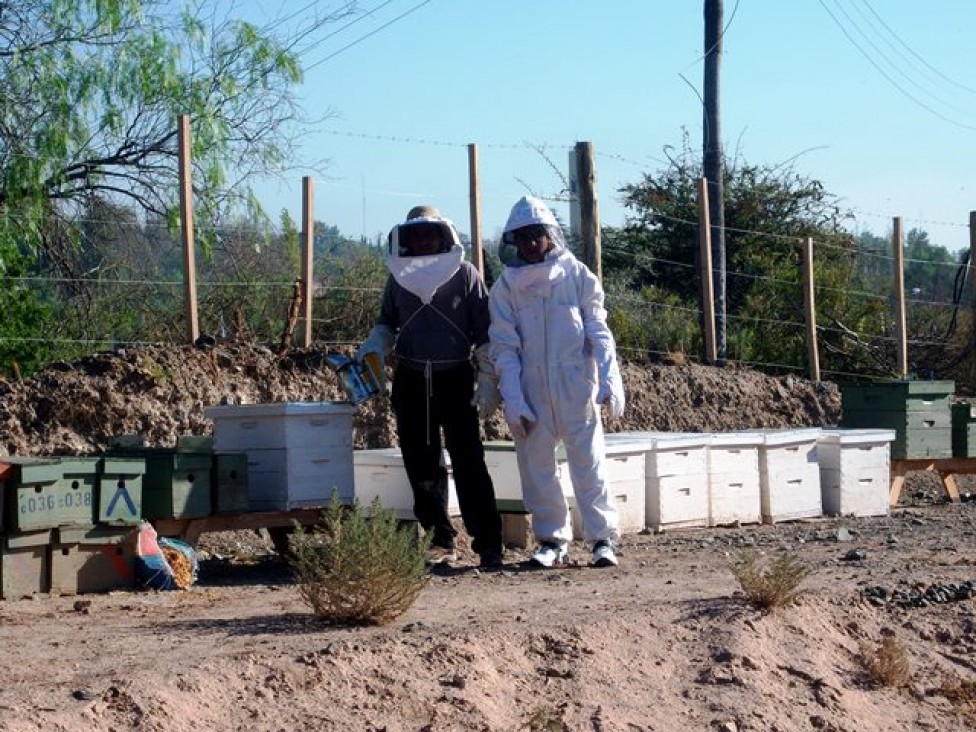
[644,433,711,532]
[353,448,460,520]
[707,432,763,526]
[817,429,895,517]
[205,402,355,510]
[570,437,648,537]
[482,441,574,505]
[757,428,823,523]
[485,438,646,537]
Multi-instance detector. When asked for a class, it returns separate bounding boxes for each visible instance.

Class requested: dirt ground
[1,343,975,731]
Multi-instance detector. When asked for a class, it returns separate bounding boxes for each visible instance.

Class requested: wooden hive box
[1,529,52,599]
[757,428,823,524]
[817,429,895,517]
[50,525,136,595]
[96,456,145,525]
[212,452,250,514]
[140,450,213,520]
[5,457,96,531]
[950,402,976,458]
[840,380,953,459]
[206,402,355,511]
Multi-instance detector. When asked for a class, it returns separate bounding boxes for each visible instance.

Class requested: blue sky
[243,1,975,252]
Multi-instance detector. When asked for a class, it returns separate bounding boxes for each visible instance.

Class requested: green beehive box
[951,402,976,457]
[840,380,954,459]
[96,457,145,525]
[50,525,136,595]
[141,450,213,520]
[176,435,214,453]
[6,457,97,531]
[1,529,52,599]
[0,460,11,530]
[212,452,249,514]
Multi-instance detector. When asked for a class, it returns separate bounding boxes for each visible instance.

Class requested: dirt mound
[0,342,841,456]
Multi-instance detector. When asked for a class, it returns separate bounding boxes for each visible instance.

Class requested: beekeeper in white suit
[489,195,625,568]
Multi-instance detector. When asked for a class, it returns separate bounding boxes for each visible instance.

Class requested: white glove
[356,324,394,364]
[470,344,501,420]
[596,380,625,419]
[503,401,536,440]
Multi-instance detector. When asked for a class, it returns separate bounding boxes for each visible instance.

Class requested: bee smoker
[325,352,383,405]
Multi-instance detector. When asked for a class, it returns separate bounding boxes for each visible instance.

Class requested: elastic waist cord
[425,360,432,446]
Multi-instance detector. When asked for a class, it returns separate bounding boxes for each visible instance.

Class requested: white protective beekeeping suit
[488,195,625,546]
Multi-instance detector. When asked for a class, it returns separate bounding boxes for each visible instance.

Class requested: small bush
[731,551,812,611]
[937,674,976,722]
[288,494,430,626]
[859,634,911,688]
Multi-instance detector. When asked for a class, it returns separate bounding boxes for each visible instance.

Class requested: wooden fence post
[177,114,199,344]
[575,141,602,281]
[300,176,314,347]
[467,144,484,278]
[697,178,717,364]
[801,236,820,382]
[892,217,908,378]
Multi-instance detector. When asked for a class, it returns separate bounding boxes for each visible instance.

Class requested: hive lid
[205,401,357,419]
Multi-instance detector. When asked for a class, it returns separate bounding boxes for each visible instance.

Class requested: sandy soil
[0,344,974,731]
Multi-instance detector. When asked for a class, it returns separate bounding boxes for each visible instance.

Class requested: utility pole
[703,0,726,363]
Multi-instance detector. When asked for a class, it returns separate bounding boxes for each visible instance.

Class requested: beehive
[96,456,145,525]
[840,380,953,459]
[140,450,212,520]
[757,428,823,523]
[625,432,711,532]
[353,448,460,520]
[818,429,895,517]
[6,457,96,531]
[212,452,249,514]
[0,529,52,599]
[950,402,976,458]
[50,525,136,595]
[707,432,763,526]
[206,402,355,510]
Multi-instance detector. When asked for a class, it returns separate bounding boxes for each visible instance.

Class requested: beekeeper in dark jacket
[357,205,504,568]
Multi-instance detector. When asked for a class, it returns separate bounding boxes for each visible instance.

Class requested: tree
[605,134,889,372]
[0,0,354,253]
[0,0,357,374]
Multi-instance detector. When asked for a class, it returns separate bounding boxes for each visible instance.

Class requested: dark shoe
[478,550,504,568]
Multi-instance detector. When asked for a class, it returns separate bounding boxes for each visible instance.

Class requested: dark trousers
[391,363,502,556]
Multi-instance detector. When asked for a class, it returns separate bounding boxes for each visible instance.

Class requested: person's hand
[470,343,501,419]
[503,402,536,440]
[471,370,501,420]
[355,325,394,368]
[596,382,625,419]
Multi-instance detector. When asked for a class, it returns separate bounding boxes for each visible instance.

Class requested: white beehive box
[757,428,823,523]
[205,402,355,510]
[353,448,460,520]
[707,432,762,526]
[569,437,648,537]
[817,429,895,517]
[640,432,711,532]
[482,441,574,507]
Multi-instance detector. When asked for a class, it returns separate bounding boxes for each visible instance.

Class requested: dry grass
[731,551,813,611]
[937,675,976,722]
[288,494,430,626]
[858,634,911,688]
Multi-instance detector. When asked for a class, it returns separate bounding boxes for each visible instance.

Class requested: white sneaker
[592,540,618,567]
[529,542,569,568]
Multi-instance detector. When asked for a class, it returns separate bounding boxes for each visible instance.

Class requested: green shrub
[731,550,812,611]
[288,494,430,626]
